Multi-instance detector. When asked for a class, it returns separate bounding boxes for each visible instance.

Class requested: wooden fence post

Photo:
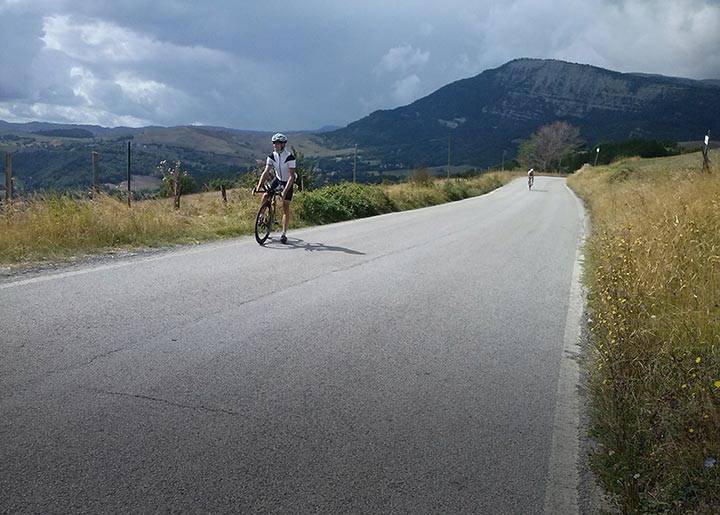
[4,152,12,202]
[92,151,99,191]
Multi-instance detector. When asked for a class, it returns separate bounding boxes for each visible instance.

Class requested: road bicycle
[252,184,284,245]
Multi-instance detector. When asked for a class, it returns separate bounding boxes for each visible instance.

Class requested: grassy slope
[568,151,719,513]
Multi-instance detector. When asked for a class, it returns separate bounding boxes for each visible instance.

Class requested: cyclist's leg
[281,199,290,234]
[280,184,293,238]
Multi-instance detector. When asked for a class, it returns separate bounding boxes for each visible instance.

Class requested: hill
[2,58,718,191]
[0,123,343,192]
[323,58,720,169]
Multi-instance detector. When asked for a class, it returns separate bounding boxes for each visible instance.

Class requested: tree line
[517,121,681,173]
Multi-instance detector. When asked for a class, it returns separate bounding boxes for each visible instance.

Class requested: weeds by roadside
[568,151,719,513]
[0,172,514,268]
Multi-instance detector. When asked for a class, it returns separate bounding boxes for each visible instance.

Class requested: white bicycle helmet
[271,133,288,143]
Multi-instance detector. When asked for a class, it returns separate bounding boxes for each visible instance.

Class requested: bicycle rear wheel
[254,201,272,245]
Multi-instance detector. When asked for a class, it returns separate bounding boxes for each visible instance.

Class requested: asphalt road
[1,177,587,513]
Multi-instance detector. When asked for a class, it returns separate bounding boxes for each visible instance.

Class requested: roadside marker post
[702,132,711,174]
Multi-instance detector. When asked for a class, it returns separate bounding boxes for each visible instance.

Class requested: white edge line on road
[0,242,233,290]
[543,183,588,515]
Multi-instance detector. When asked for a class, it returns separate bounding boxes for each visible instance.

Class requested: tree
[157,160,194,209]
[291,146,317,191]
[518,121,582,172]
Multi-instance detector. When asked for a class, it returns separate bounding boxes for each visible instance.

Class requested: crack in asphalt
[41,347,127,377]
[91,389,241,417]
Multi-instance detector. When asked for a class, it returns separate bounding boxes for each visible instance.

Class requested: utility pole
[126,141,132,207]
[353,143,357,183]
[91,151,99,192]
[447,133,452,179]
[502,150,506,172]
[4,152,12,203]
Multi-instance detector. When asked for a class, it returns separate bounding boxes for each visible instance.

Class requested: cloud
[375,45,430,75]
[0,11,286,128]
[391,75,422,105]
[0,0,718,129]
[466,0,720,80]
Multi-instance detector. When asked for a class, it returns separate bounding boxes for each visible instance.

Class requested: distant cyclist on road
[527,167,535,190]
[255,133,296,244]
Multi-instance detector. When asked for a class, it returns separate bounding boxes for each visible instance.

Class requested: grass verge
[567,151,719,513]
[1,172,514,268]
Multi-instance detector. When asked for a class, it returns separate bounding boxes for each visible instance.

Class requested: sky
[1,0,719,131]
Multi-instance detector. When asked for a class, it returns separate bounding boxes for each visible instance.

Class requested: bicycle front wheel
[254,201,272,245]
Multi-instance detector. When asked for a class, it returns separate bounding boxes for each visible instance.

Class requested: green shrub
[298,182,394,224]
[441,179,471,201]
[408,168,434,187]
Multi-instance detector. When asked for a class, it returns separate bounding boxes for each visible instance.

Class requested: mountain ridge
[323,58,720,168]
[2,58,718,190]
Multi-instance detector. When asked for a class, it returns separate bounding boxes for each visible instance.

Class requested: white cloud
[469,0,720,80]
[0,101,151,127]
[391,74,422,105]
[375,45,430,75]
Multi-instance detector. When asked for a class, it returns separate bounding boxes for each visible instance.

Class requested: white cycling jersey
[266,148,297,182]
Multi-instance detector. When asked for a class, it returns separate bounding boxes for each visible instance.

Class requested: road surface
[1,177,587,513]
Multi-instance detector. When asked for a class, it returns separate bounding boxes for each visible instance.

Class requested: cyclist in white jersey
[255,133,297,244]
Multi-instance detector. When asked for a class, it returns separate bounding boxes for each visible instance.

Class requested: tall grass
[568,151,719,513]
[1,172,513,267]
[0,190,257,265]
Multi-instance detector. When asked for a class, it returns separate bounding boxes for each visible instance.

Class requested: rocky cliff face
[325,58,720,167]
[491,59,714,120]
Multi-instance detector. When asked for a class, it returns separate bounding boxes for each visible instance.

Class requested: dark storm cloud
[0,0,718,129]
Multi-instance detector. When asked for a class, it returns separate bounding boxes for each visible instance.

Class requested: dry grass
[568,150,720,513]
[384,172,513,210]
[0,172,515,268]
[0,189,259,267]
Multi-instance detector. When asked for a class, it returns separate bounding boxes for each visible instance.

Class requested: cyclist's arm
[282,168,296,199]
[256,164,272,191]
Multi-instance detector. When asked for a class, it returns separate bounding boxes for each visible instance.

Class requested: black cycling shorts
[269,178,293,201]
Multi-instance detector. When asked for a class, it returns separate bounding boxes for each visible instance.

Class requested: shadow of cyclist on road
[264,237,365,255]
